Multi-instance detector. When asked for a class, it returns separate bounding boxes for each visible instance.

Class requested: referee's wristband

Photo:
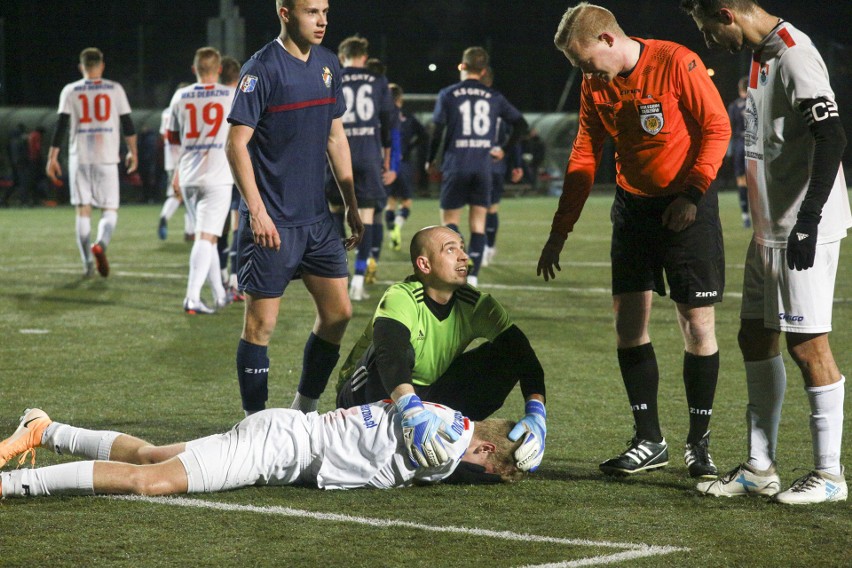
[680,186,704,206]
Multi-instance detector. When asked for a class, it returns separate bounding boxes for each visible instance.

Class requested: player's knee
[128,467,180,496]
[136,445,168,465]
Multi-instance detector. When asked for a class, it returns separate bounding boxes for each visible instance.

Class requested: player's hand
[489,147,505,162]
[343,206,364,251]
[510,167,524,183]
[46,159,63,184]
[382,169,398,186]
[125,152,138,174]
[661,197,697,232]
[509,400,546,472]
[425,162,439,177]
[786,220,818,270]
[249,208,281,251]
[396,393,460,468]
[171,175,182,200]
[537,232,566,281]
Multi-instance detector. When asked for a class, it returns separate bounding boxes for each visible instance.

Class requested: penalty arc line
[110,495,688,567]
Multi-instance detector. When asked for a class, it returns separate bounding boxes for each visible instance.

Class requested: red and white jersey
[168,82,235,187]
[745,22,851,247]
[57,78,132,165]
[311,400,473,489]
[159,107,181,172]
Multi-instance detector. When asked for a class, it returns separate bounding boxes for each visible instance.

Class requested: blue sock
[385,209,396,230]
[468,232,486,276]
[446,223,460,235]
[485,212,499,248]
[236,339,269,412]
[371,221,383,261]
[298,333,340,399]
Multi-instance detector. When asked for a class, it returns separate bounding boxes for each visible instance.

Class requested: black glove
[786,219,819,271]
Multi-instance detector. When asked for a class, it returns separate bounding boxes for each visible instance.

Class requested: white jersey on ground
[159,106,181,172]
[57,78,132,165]
[168,82,235,187]
[745,22,851,247]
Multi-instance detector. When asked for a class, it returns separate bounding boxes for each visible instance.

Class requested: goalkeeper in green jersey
[337,225,547,472]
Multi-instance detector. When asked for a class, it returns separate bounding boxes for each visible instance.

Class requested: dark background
[1,0,850,114]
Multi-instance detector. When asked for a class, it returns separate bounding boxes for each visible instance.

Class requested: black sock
[683,351,719,444]
[371,221,383,261]
[298,333,340,399]
[617,343,662,442]
[237,339,269,412]
[485,212,499,247]
[468,232,486,276]
[385,209,395,230]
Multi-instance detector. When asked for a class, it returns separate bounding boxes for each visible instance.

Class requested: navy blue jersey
[228,39,346,227]
[432,79,523,174]
[340,68,395,171]
[398,108,426,163]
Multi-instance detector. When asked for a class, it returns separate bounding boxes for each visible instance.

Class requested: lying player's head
[460,419,526,483]
[193,47,222,80]
[679,0,760,53]
[554,3,628,82]
[79,48,103,70]
[338,35,369,63]
[409,226,470,287]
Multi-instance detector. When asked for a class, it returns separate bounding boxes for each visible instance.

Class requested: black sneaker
[684,431,718,479]
[600,437,669,476]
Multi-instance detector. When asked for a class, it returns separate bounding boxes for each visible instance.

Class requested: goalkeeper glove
[786,219,818,271]
[396,393,460,468]
[509,400,546,472]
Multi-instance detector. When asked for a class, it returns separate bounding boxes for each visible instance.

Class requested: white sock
[807,376,845,476]
[42,422,121,460]
[1,462,94,498]
[394,215,405,229]
[745,355,787,471]
[208,246,227,304]
[76,215,91,265]
[350,274,364,289]
[187,240,212,303]
[290,393,318,413]
[96,210,118,246]
[160,196,181,220]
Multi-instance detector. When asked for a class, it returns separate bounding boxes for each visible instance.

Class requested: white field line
[110,495,688,567]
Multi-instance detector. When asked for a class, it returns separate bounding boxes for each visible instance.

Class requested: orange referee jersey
[551,38,731,236]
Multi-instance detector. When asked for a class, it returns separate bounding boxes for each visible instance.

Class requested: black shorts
[387,162,414,200]
[610,186,725,306]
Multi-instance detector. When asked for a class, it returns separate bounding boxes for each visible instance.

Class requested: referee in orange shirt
[537,3,731,479]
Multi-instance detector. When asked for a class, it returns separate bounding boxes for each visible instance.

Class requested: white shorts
[183,184,231,236]
[69,157,119,209]
[740,238,840,333]
[178,409,316,493]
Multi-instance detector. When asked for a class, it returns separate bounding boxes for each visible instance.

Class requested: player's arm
[425,123,445,175]
[166,129,183,199]
[786,97,847,270]
[327,117,364,250]
[46,113,70,183]
[120,114,138,174]
[226,123,280,251]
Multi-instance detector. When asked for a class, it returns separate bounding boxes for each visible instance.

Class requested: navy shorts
[731,138,745,178]
[610,186,725,306]
[230,185,242,211]
[237,214,349,298]
[440,169,492,209]
[387,162,414,200]
[491,171,505,205]
[353,160,386,202]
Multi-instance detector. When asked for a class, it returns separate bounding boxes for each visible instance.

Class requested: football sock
[237,339,269,413]
[485,212,499,248]
[290,393,318,413]
[160,196,180,220]
[683,351,719,444]
[371,221,383,261]
[76,215,92,265]
[207,241,227,304]
[295,333,340,401]
[807,376,845,476]
[355,224,373,274]
[445,223,460,235]
[217,232,229,271]
[398,206,410,222]
[617,343,662,442]
[385,209,396,230]
[96,210,117,247]
[42,422,121,460]
[468,232,486,277]
[745,354,786,471]
[0,462,95,498]
[186,239,212,303]
[738,185,748,214]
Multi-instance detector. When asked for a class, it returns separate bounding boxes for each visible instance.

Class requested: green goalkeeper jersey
[338,277,513,388]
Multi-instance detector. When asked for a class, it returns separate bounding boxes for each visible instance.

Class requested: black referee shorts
[610,186,725,306]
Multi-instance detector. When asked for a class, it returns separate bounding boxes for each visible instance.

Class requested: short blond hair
[79,48,103,69]
[193,47,222,76]
[554,3,625,50]
[474,419,527,482]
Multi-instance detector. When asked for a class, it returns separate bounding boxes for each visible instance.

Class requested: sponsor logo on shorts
[779,313,805,323]
[631,403,648,411]
[689,407,712,415]
[695,290,718,298]
[243,367,270,374]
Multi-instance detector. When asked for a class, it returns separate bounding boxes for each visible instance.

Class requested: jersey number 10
[77,93,111,123]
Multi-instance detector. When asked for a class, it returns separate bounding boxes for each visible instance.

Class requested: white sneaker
[183,298,215,315]
[696,462,781,497]
[349,283,369,301]
[774,468,847,505]
[467,275,478,288]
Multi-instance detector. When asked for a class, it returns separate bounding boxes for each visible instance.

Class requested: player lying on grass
[0,403,525,499]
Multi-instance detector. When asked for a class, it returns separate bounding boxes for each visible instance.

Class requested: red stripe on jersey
[194,84,216,90]
[166,130,181,145]
[749,53,760,89]
[463,417,470,431]
[267,97,336,113]
[777,28,796,48]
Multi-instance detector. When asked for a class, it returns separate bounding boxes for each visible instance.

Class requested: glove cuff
[396,393,423,413]
[525,399,546,419]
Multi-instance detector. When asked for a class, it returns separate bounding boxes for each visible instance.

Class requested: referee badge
[322,66,333,88]
[639,102,664,135]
